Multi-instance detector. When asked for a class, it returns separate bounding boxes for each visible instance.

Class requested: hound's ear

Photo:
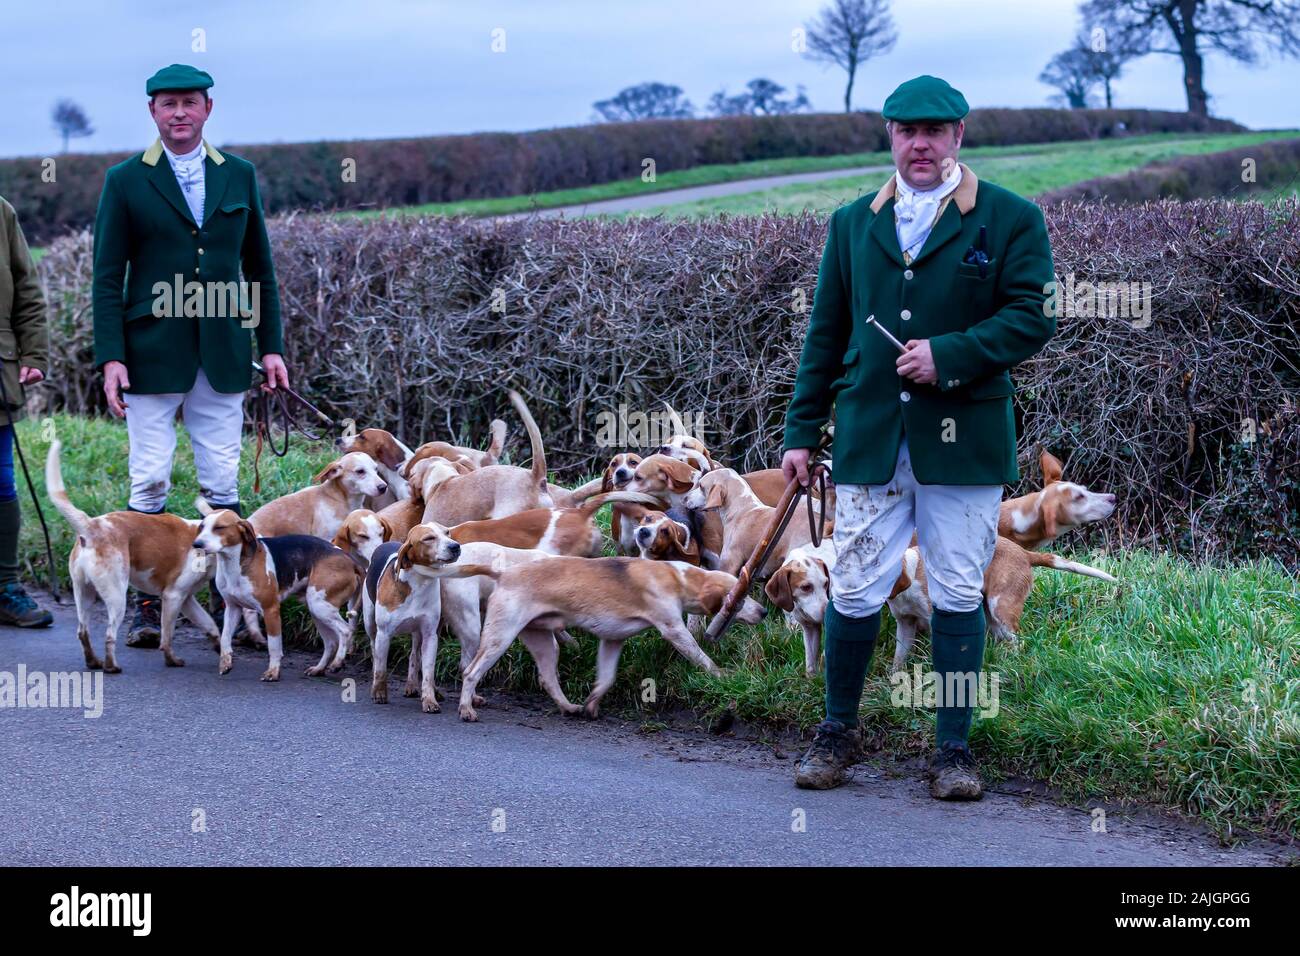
[662,460,698,494]
[378,516,396,541]
[1040,450,1064,486]
[703,480,726,512]
[601,461,616,493]
[698,579,728,617]
[238,519,258,552]
[451,456,474,475]
[314,461,343,484]
[668,520,692,557]
[330,524,350,552]
[764,567,795,612]
[194,495,214,516]
[378,437,406,471]
[1042,498,1059,541]
[396,541,413,572]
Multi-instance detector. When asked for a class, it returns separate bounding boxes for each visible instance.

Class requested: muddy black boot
[0,581,53,628]
[928,740,984,801]
[794,719,861,790]
[126,591,162,648]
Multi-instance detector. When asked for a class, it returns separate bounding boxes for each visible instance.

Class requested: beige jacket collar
[142,137,225,167]
[870,162,977,215]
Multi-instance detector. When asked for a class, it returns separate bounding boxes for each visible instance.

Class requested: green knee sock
[823,603,880,726]
[0,497,19,587]
[931,605,986,746]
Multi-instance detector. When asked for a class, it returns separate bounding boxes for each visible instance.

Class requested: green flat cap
[882,75,968,122]
[146,63,214,96]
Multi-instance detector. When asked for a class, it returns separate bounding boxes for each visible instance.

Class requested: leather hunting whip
[703,428,833,643]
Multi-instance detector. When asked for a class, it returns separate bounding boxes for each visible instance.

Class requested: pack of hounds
[44,389,1118,723]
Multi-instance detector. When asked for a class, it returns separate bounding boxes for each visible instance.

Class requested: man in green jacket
[0,198,53,628]
[92,64,290,645]
[781,76,1055,799]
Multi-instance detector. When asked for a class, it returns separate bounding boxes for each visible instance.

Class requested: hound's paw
[326,661,344,674]
[304,664,325,677]
[371,684,389,704]
[85,657,104,671]
[104,663,122,675]
[259,667,281,682]
[164,655,185,668]
[421,695,441,714]
[472,693,484,707]
[218,654,233,675]
[560,703,583,718]
[582,700,601,720]
[402,681,419,698]
[459,705,479,722]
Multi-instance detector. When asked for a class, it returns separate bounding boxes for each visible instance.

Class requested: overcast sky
[3,0,1297,158]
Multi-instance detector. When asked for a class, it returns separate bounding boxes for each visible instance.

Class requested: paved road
[497,164,895,220]
[0,601,1284,866]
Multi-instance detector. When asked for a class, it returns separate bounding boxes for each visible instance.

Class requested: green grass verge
[340,131,1297,221]
[17,413,1299,840]
[623,130,1300,217]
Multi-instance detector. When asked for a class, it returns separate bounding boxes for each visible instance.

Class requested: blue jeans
[0,425,15,503]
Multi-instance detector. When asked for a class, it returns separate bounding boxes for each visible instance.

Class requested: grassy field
[349,130,1298,220]
[626,130,1300,217]
[15,412,1299,841]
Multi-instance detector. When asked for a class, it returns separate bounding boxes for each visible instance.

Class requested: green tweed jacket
[782,164,1055,486]
[92,138,282,394]
[0,197,50,423]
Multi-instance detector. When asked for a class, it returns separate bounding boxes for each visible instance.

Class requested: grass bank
[17,413,1299,841]
[345,131,1297,220]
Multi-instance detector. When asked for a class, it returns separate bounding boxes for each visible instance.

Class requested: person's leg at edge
[0,424,53,627]
[795,439,916,790]
[124,389,185,647]
[915,478,1002,800]
[183,366,249,640]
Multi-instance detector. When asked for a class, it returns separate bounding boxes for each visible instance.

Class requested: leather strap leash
[248,359,336,494]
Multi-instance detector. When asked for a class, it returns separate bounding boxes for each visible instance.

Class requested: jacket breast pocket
[829,346,860,396]
[214,199,251,231]
[957,256,998,281]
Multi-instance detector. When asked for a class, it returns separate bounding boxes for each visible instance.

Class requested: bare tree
[708,79,812,116]
[1040,48,1100,107]
[803,0,898,113]
[1081,0,1300,116]
[52,99,94,153]
[592,82,695,123]
[1078,25,1144,107]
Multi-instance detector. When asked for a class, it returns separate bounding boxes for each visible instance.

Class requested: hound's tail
[507,389,548,494]
[44,440,91,536]
[484,419,507,465]
[1026,551,1118,583]
[577,490,660,518]
[565,475,607,503]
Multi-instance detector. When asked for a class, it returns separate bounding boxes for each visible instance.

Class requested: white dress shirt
[163,140,206,226]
